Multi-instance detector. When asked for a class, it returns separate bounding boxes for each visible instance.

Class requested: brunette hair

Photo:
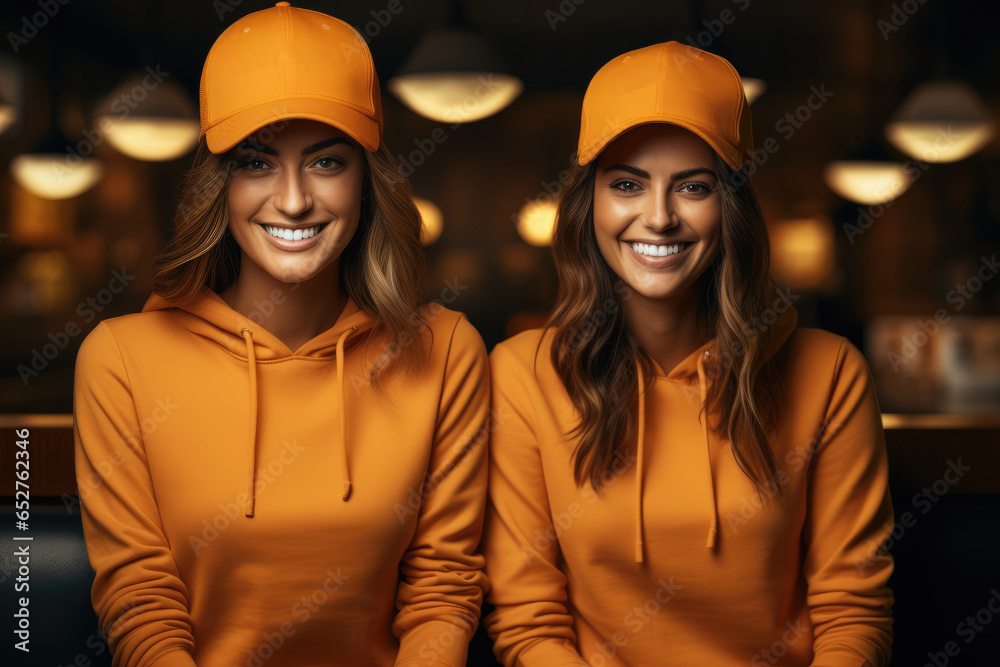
[153,136,428,383]
[545,148,786,496]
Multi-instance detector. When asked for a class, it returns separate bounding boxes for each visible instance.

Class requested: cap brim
[204,97,381,154]
[578,117,748,171]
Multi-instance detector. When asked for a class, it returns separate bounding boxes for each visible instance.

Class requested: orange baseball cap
[199,2,382,154]
[577,41,752,170]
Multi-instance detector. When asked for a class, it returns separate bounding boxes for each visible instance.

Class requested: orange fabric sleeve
[802,340,895,666]
[73,322,197,667]
[482,342,588,667]
[392,315,491,667]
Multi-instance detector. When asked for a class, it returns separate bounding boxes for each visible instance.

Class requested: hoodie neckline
[142,287,377,515]
[632,304,798,562]
[142,287,375,360]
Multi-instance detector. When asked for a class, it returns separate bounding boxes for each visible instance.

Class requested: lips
[630,242,689,257]
[257,222,328,251]
[262,224,326,241]
[623,239,695,267]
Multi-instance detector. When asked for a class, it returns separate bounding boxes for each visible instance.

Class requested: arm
[392,315,491,667]
[802,340,894,667]
[73,322,197,667]
[482,342,588,667]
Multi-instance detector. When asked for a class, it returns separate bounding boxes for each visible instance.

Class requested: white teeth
[264,225,322,240]
[631,242,683,257]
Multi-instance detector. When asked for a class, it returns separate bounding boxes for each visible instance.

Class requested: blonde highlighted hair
[153,138,428,384]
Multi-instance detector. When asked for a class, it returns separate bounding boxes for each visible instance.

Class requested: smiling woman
[482,41,896,667]
[72,3,489,667]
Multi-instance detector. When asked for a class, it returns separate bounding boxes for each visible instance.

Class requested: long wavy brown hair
[153,137,428,384]
[545,150,787,496]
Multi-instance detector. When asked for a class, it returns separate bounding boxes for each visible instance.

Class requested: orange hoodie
[483,306,894,666]
[73,288,490,667]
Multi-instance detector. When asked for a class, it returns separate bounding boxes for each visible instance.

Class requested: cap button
[275,2,290,6]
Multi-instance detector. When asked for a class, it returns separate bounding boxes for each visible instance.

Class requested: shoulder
[76,311,175,370]
[415,302,487,366]
[489,327,560,394]
[781,326,874,387]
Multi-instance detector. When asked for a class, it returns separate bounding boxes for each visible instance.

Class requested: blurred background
[0,0,998,414]
[0,1,998,665]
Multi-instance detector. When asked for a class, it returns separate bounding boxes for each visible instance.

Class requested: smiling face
[593,123,722,304]
[225,118,365,286]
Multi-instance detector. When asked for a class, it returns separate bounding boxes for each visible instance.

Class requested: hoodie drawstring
[336,327,358,501]
[241,325,358,518]
[634,361,647,563]
[697,351,719,550]
[242,328,258,518]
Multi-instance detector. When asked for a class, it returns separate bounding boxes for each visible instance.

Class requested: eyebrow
[603,164,716,181]
[235,137,353,156]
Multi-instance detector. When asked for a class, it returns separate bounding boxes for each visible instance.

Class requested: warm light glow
[823,161,912,205]
[885,80,995,163]
[516,199,557,247]
[10,153,103,200]
[769,218,835,289]
[95,75,199,161]
[741,77,767,105]
[388,72,523,124]
[102,117,200,161]
[0,102,15,135]
[414,197,443,245]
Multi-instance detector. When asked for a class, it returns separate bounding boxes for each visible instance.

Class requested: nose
[272,169,313,218]
[644,188,680,232]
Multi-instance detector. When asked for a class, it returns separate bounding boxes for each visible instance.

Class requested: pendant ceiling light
[823,160,911,206]
[389,28,523,124]
[94,73,199,162]
[10,58,103,200]
[824,125,913,206]
[885,79,995,163]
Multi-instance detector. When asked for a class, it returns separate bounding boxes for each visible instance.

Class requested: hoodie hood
[632,303,799,562]
[142,288,377,516]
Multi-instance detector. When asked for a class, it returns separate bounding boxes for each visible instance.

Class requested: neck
[622,280,710,376]
[221,258,349,352]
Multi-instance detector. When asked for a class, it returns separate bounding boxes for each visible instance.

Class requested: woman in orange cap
[73,4,488,666]
[483,41,894,666]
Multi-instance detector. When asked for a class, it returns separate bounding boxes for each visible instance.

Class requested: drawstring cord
[242,328,258,518]
[635,361,647,563]
[697,351,719,549]
[242,325,358,517]
[336,327,357,501]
